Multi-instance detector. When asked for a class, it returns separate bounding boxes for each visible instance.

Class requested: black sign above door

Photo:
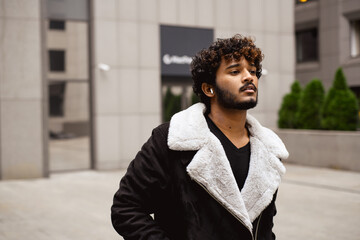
[160,25,214,77]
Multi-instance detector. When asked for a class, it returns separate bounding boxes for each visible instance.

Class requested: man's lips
[240,83,257,93]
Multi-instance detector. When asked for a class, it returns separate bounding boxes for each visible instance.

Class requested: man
[111,34,288,240]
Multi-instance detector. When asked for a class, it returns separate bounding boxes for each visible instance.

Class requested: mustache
[239,82,257,92]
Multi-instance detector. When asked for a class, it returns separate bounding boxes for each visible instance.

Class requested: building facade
[0,0,294,179]
[295,0,360,96]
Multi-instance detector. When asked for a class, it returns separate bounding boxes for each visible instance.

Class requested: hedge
[278,80,302,129]
[321,68,359,131]
[296,79,325,130]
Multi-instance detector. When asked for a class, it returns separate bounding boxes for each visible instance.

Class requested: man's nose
[242,69,254,83]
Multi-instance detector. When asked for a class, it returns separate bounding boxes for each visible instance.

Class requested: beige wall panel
[250,31,265,49]
[118,21,139,67]
[231,0,249,32]
[249,0,264,32]
[1,100,43,179]
[95,115,120,168]
[118,0,138,21]
[250,71,282,128]
[94,20,118,67]
[264,72,283,112]
[264,33,280,72]
[139,68,161,113]
[178,0,196,25]
[0,0,44,179]
[159,0,177,24]
[196,0,214,27]
[118,68,140,114]
[264,0,280,33]
[139,0,158,22]
[139,23,159,68]
[279,34,295,74]
[214,0,231,29]
[95,69,119,114]
[214,29,236,39]
[0,19,41,99]
[279,73,296,97]
[140,114,162,144]
[119,115,141,162]
[280,0,295,34]
[93,0,116,20]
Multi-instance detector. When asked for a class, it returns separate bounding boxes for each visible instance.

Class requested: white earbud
[210,88,214,94]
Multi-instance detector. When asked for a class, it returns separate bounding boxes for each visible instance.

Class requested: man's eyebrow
[225,63,240,69]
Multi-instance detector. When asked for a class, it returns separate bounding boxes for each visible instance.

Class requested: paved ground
[274,164,360,240]
[0,163,359,240]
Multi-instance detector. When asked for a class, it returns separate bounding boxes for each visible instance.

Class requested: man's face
[213,57,259,110]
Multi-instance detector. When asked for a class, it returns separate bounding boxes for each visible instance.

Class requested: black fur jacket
[111,103,288,240]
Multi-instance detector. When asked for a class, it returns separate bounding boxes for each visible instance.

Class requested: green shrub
[163,87,181,122]
[321,68,359,131]
[278,81,302,129]
[296,79,325,129]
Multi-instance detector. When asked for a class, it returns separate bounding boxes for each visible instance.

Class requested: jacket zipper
[254,213,262,240]
[193,179,254,240]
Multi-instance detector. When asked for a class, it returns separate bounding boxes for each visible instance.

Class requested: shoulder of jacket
[152,122,170,139]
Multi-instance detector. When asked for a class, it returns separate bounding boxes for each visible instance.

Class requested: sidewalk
[0,163,359,240]
[274,164,360,240]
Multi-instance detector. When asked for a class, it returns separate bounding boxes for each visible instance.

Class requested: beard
[214,84,258,110]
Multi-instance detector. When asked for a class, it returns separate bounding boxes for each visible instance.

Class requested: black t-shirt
[205,115,250,191]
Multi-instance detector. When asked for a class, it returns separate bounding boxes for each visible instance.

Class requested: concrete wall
[92,0,295,170]
[276,130,360,172]
[0,0,45,179]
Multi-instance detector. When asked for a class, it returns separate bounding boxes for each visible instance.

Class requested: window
[350,20,360,57]
[49,50,65,72]
[296,28,318,63]
[49,20,65,30]
[49,82,66,117]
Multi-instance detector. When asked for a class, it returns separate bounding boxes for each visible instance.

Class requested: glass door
[45,0,92,172]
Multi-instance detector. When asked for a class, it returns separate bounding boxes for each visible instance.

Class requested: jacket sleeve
[111,124,171,240]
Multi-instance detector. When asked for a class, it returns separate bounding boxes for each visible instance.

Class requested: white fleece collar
[168,103,288,231]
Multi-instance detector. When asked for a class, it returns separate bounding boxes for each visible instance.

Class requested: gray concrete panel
[276,130,360,172]
[342,0,360,16]
[295,1,319,26]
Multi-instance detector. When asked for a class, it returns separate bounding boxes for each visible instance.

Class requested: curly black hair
[191,34,264,113]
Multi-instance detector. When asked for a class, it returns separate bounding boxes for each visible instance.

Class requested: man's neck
[208,104,249,148]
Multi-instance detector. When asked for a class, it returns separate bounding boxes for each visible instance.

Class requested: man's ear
[201,83,214,97]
